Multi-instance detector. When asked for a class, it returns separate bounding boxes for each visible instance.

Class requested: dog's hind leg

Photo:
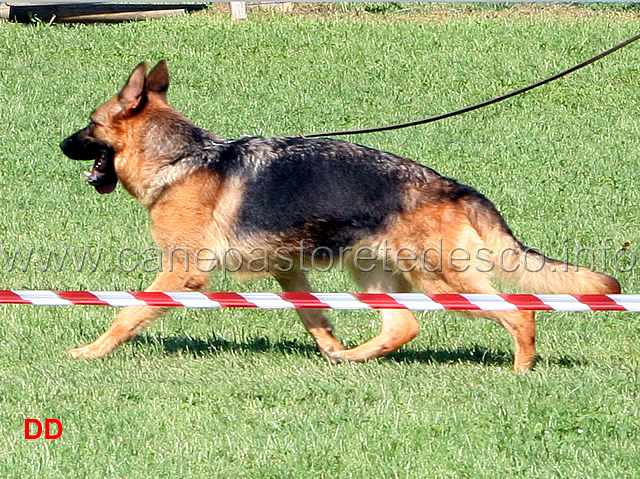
[388,203,536,371]
[274,270,346,358]
[68,268,209,359]
[406,266,536,372]
[328,266,420,362]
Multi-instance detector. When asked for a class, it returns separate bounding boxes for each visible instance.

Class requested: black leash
[300,33,640,139]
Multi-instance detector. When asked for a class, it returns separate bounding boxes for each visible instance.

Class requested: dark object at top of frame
[1,3,209,23]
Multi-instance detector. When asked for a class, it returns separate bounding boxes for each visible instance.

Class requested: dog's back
[206,136,443,249]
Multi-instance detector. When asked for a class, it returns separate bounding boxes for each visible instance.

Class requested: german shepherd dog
[60,61,620,371]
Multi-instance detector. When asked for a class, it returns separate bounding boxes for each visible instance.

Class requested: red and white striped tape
[0,291,639,311]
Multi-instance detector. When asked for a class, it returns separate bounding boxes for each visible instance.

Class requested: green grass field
[1,5,639,477]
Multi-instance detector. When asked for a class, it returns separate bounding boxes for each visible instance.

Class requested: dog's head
[60,60,170,194]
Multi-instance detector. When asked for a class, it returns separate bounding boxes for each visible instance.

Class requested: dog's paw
[319,342,347,364]
[68,344,105,360]
[326,346,383,363]
[324,351,344,365]
[326,349,370,364]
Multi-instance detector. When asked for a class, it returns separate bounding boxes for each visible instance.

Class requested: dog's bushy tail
[463,195,621,295]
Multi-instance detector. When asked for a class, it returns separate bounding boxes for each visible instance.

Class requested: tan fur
[461,199,621,295]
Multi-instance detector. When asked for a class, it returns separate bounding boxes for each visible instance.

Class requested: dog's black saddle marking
[213,137,421,250]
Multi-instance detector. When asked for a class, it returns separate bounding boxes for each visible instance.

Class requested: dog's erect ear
[146,60,169,97]
[118,62,147,113]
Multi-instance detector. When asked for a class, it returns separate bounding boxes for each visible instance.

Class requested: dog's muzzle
[60,132,118,194]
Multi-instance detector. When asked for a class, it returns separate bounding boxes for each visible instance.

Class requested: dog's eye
[88,120,102,133]
[89,116,104,127]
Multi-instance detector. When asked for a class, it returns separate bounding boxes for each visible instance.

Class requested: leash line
[300,33,640,138]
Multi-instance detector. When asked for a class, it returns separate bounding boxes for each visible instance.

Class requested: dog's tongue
[86,154,117,194]
[96,182,117,194]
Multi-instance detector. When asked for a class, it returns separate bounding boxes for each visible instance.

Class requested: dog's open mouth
[85,150,118,194]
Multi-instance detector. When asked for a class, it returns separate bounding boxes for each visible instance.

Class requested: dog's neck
[117,118,226,207]
[139,134,228,207]
[141,156,205,207]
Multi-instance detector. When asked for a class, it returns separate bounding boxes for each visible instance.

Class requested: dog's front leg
[68,268,209,359]
[273,270,345,359]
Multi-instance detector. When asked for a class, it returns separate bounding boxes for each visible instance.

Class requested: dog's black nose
[60,136,80,159]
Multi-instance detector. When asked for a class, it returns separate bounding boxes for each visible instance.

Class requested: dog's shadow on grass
[388,347,587,369]
[134,334,320,358]
[133,334,586,368]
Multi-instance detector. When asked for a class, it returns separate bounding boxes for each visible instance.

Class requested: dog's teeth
[83,171,91,177]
